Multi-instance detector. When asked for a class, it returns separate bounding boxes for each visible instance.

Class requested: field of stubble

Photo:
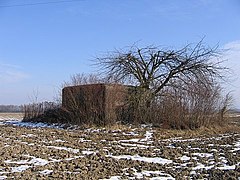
[0,113,239,179]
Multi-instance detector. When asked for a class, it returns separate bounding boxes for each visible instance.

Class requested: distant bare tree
[62,73,123,88]
[0,105,23,112]
[62,73,102,87]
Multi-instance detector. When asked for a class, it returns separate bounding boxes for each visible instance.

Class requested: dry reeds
[23,101,59,122]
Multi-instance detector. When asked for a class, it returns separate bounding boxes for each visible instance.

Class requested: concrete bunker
[62,84,129,125]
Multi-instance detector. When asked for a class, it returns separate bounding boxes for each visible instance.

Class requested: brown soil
[0,115,239,179]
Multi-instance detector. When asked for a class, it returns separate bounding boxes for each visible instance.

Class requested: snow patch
[140,130,153,142]
[21,134,36,138]
[107,154,172,165]
[0,176,7,180]
[54,139,65,143]
[232,139,240,151]
[101,176,121,180]
[216,165,236,170]
[192,153,213,158]
[79,138,91,142]
[11,165,30,173]
[180,155,190,161]
[65,156,83,161]
[28,158,49,166]
[137,170,174,179]
[39,169,53,175]
[192,163,214,170]
[5,157,49,166]
[47,146,79,153]
[82,150,96,155]
[120,143,150,148]
[122,131,139,136]
[119,138,139,143]
[3,120,65,129]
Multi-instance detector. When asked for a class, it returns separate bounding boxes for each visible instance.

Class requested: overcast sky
[0,0,240,107]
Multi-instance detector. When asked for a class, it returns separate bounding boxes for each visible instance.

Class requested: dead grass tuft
[154,124,240,139]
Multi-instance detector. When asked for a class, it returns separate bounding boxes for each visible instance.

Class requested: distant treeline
[0,105,23,113]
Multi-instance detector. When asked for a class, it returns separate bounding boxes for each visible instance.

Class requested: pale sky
[0,0,240,107]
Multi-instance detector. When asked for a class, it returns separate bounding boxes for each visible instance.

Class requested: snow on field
[217,164,237,170]
[179,155,191,161]
[54,139,65,143]
[107,154,172,165]
[0,114,67,129]
[39,169,53,175]
[140,130,153,142]
[119,142,150,148]
[102,170,175,180]
[5,157,49,166]
[0,176,7,180]
[47,146,79,153]
[0,120,239,179]
[3,120,65,129]
[82,150,97,155]
[79,138,91,142]
[192,153,213,158]
[101,176,121,180]
[4,156,50,173]
[232,138,240,151]
[133,170,175,180]
[11,165,30,173]
[119,138,139,143]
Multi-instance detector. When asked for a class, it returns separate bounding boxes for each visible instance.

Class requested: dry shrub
[23,102,60,123]
[118,80,231,130]
[156,83,231,129]
[117,88,154,124]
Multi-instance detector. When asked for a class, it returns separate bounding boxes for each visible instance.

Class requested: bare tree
[96,40,226,101]
[95,40,230,128]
